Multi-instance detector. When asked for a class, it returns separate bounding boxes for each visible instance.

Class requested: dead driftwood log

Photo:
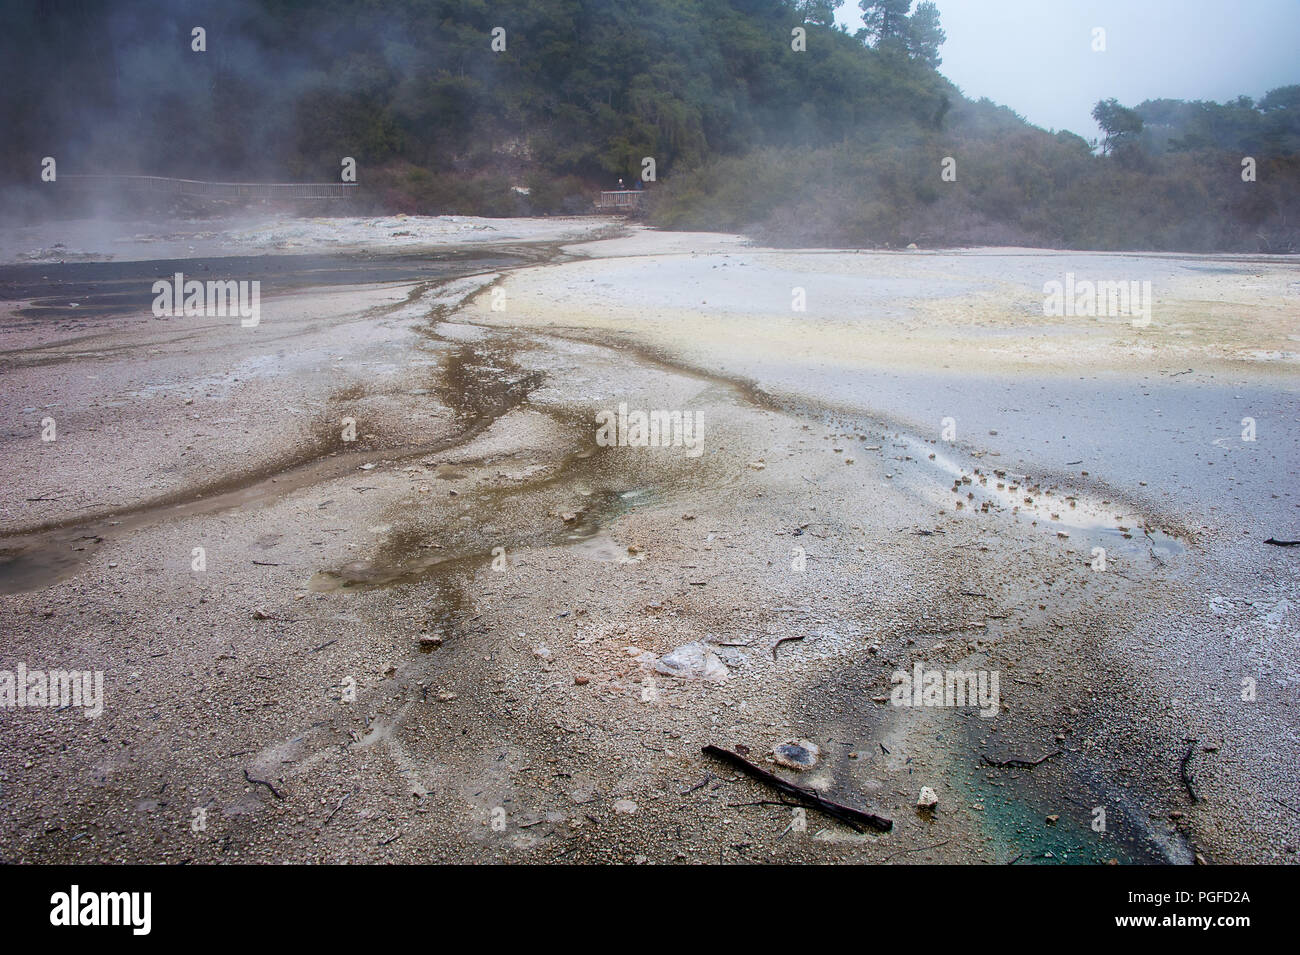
[701,744,892,832]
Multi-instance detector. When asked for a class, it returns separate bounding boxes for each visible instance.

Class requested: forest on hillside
[3,0,1297,250]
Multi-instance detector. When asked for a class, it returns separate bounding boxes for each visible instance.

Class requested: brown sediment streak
[310,451,633,593]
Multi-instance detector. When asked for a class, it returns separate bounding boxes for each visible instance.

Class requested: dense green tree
[906,1,945,68]
[857,0,912,52]
[793,0,843,26]
[1092,98,1144,155]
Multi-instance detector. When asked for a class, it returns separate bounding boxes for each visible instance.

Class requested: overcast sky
[835,0,1300,138]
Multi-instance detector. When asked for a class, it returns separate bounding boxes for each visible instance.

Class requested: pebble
[772,739,820,771]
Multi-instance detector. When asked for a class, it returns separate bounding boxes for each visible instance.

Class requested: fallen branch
[1180,740,1200,804]
[323,791,352,827]
[1264,538,1299,547]
[771,635,805,660]
[701,744,892,833]
[981,749,1061,769]
[243,768,284,800]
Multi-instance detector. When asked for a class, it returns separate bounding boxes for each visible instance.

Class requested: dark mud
[0,250,527,320]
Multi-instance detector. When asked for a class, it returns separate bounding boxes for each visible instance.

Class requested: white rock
[653,642,729,682]
[917,786,939,810]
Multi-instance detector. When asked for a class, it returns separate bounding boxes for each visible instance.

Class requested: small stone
[917,786,939,810]
[614,799,637,814]
[534,645,554,662]
[436,691,457,703]
[1046,814,1060,824]
[772,739,820,771]
[561,512,578,523]
[574,674,589,686]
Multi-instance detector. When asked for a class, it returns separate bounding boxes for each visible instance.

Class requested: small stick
[1264,538,1299,547]
[772,635,805,660]
[323,792,352,826]
[981,749,1061,769]
[702,745,892,832]
[243,768,284,800]
[1180,741,1200,804]
[679,775,713,796]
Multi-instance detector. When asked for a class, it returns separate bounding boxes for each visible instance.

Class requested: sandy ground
[0,217,1296,864]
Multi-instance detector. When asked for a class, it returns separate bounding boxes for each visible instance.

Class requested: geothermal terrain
[0,214,1296,864]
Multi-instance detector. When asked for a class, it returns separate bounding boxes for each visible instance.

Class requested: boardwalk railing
[59,175,359,199]
[594,190,645,213]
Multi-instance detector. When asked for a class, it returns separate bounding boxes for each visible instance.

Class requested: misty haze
[0,0,1296,889]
